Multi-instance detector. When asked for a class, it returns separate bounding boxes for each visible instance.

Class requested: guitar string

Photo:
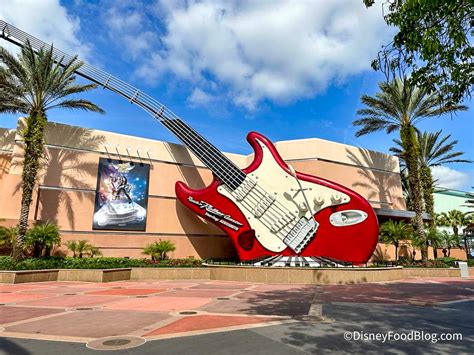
[162,118,300,239]
[2,23,308,244]
[161,119,296,239]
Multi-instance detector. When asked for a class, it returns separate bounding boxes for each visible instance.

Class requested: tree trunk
[433,248,438,259]
[14,113,47,261]
[32,242,41,258]
[400,125,427,260]
[420,165,435,228]
[394,244,398,263]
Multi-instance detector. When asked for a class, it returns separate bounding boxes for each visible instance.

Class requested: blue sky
[1,0,473,190]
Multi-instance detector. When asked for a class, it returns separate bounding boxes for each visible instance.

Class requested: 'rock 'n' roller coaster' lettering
[188,196,243,231]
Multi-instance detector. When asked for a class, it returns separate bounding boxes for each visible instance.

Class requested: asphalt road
[1,300,473,354]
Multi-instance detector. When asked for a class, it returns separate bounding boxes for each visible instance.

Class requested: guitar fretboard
[0,20,246,190]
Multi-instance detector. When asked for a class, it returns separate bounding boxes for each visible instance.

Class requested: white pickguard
[217,138,350,252]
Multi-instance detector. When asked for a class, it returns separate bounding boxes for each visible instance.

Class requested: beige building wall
[0,119,409,260]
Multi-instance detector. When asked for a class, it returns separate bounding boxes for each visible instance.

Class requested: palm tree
[143,239,176,261]
[425,227,446,259]
[76,240,91,259]
[353,78,467,260]
[438,209,473,237]
[24,221,61,257]
[390,130,471,229]
[0,42,104,260]
[0,226,17,256]
[88,246,102,258]
[65,240,78,258]
[439,231,459,257]
[379,220,413,262]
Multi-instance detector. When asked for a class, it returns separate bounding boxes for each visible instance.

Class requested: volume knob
[298,202,308,212]
[313,196,324,206]
[331,193,343,204]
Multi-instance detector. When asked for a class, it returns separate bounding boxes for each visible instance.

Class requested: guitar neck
[0,20,245,189]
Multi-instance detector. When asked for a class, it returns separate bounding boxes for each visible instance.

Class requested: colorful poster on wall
[93,158,150,231]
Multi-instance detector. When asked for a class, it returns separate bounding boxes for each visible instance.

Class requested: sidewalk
[1,277,473,346]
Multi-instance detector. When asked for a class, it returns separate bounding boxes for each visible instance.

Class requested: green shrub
[64,240,102,258]
[0,226,17,256]
[398,257,462,268]
[0,256,202,270]
[24,222,61,257]
[143,239,176,261]
[433,257,460,267]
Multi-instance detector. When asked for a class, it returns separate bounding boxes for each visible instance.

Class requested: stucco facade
[0,119,409,260]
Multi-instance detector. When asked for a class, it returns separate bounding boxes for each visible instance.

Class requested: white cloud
[130,0,392,110]
[432,166,471,190]
[0,0,89,59]
[187,88,215,107]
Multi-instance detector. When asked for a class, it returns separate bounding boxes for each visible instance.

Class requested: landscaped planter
[0,269,59,284]
[130,267,210,280]
[401,267,461,278]
[206,265,406,284]
[57,268,132,282]
[0,268,131,284]
[0,265,467,284]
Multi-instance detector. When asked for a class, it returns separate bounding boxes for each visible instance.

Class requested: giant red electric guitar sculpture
[1,21,379,264]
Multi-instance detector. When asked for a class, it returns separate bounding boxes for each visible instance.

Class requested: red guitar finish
[176,132,379,263]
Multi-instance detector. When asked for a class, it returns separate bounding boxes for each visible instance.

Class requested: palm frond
[48,99,105,113]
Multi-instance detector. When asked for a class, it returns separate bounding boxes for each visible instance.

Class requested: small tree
[410,232,427,261]
[88,246,102,258]
[65,240,78,258]
[65,240,101,258]
[24,222,61,257]
[379,220,413,262]
[143,239,176,261]
[76,240,92,259]
[0,226,17,256]
[439,231,460,257]
[426,228,443,259]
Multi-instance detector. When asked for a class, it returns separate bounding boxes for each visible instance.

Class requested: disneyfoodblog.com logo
[344,331,462,344]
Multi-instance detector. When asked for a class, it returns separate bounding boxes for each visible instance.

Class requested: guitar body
[176,132,379,263]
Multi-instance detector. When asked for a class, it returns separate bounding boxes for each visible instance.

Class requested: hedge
[372,257,474,268]
[0,256,203,271]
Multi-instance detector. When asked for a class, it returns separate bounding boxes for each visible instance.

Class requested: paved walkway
[1,277,473,353]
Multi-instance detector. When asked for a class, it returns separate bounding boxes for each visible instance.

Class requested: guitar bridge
[283,217,318,253]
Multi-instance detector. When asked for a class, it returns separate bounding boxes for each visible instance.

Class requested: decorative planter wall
[0,266,466,284]
[130,268,210,280]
